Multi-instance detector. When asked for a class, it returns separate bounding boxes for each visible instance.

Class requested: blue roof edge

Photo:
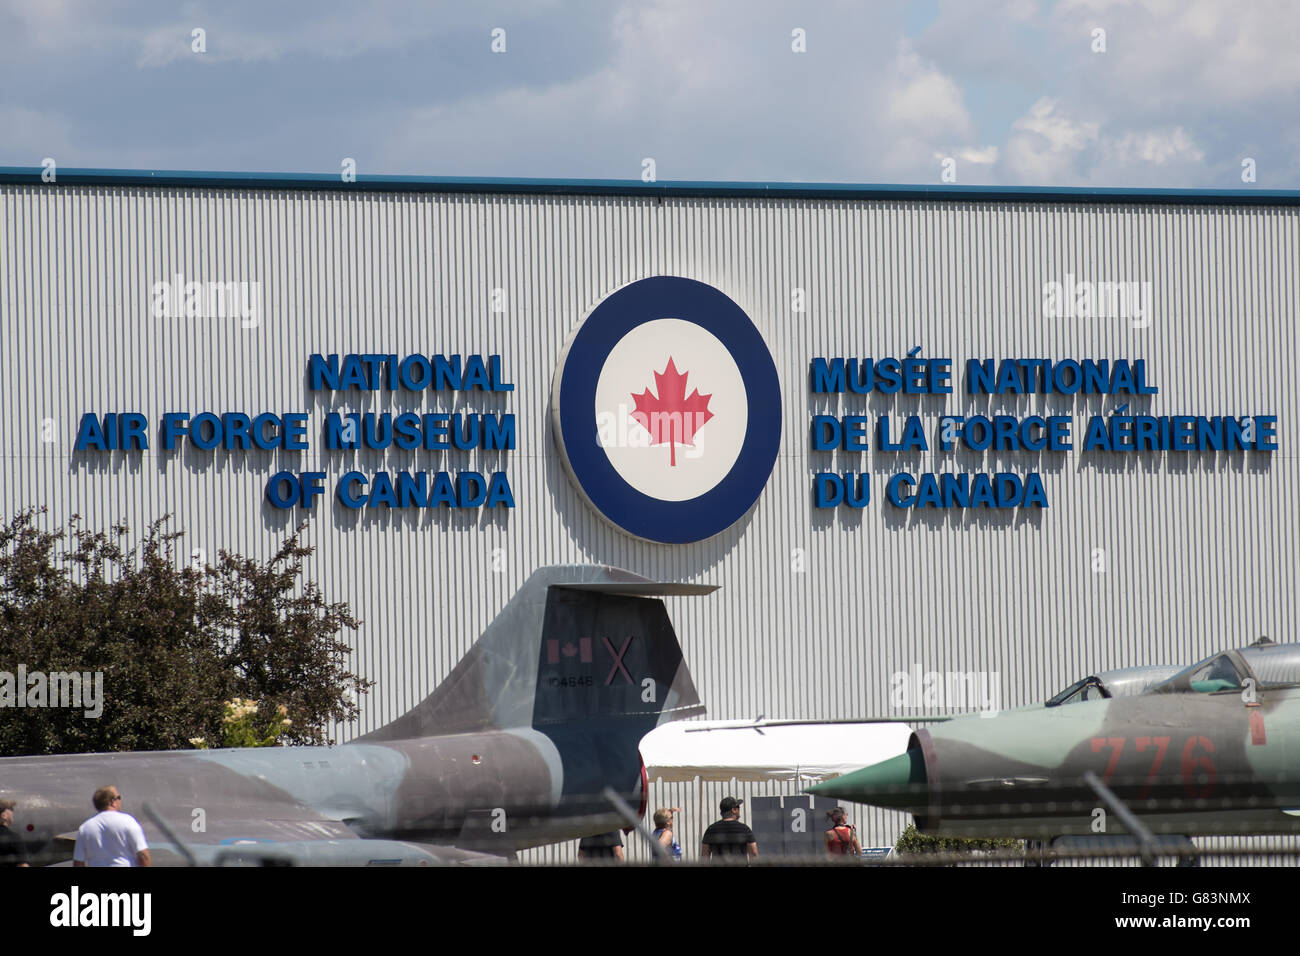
[1,166,1298,205]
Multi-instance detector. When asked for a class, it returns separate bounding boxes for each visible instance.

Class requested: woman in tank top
[652,807,682,861]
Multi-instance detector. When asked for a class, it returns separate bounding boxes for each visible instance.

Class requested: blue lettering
[486,472,515,507]
[162,413,188,450]
[484,414,516,450]
[430,472,457,506]
[844,416,870,451]
[811,358,845,393]
[397,472,428,507]
[967,359,996,394]
[814,473,843,508]
[308,354,340,390]
[458,472,487,507]
[190,413,222,450]
[433,355,462,390]
[266,472,299,509]
[338,472,366,508]
[488,355,514,391]
[887,473,915,507]
[369,472,398,507]
[812,416,840,450]
[74,413,107,451]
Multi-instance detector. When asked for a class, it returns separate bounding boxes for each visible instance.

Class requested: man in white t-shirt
[72,786,151,867]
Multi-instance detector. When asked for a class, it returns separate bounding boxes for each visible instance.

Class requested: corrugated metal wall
[2,184,1296,858]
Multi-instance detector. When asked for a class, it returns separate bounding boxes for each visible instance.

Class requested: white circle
[594,318,748,502]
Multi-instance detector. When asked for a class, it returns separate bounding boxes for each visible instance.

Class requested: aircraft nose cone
[807,748,927,809]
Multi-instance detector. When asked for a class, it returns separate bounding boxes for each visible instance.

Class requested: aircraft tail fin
[360,565,709,742]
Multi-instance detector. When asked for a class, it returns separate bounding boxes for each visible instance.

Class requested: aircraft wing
[122,809,505,867]
[11,748,505,867]
[682,717,955,729]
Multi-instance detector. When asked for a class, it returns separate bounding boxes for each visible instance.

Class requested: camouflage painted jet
[0,565,708,865]
[809,639,1300,839]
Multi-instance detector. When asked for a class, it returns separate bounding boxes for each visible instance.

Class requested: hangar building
[2,168,1296,858]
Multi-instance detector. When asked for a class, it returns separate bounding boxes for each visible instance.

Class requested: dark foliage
[0,509,369,755]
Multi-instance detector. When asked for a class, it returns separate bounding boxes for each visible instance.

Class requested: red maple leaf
[630,357,714,466]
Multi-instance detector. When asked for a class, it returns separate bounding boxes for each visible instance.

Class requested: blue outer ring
[557,276,782,544]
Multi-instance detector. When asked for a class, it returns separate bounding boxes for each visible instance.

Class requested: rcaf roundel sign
[552,276,782,543]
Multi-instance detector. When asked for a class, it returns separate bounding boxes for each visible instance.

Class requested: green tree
[0,509,369,755]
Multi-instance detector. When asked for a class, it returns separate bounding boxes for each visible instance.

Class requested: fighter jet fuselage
[811,642,1300,839]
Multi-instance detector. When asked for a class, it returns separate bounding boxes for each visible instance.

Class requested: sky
[1,0,1297,187]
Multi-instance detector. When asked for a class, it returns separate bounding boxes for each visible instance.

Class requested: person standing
[0,800,31,867]
[72,786,151,867]
[824,807,861,858]
[652,807,683,861]
[577,830,624,862]
[700,796,757,861]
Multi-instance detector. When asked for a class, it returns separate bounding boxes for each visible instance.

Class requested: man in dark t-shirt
[700,796,757,861]
[577,830,625,862]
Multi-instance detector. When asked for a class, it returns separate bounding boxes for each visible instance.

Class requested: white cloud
[382,3,979,183]
[1012,98,1099,152]
[884,44,974,141]
[1108,127,1204,166]
[1000,98,1098,184]
[956,146,999,164]
[1055,0,1300,103]
[136,26,281,68]
[999,98,1208,185]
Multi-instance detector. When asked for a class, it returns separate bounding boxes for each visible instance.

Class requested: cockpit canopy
[1149,641,1300,695]
[1046,676,1109,707]
[1045,664,1181,707]
[1046,642,1300,706]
